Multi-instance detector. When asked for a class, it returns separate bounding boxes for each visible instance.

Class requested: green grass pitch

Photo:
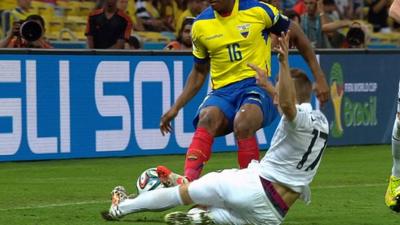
[1,145,399,225]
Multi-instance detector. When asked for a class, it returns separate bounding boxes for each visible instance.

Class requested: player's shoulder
[238,0,277,12]
[194,6,215,22]
[88,8,104,17]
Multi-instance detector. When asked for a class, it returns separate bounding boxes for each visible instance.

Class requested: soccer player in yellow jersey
[158,0,329,185]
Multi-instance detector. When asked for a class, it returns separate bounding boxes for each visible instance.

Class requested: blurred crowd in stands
[0,0,399,49]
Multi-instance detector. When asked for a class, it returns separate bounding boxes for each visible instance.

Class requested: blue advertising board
[320,53,399,145]
[1,50,397,161]
[0,52,315,161]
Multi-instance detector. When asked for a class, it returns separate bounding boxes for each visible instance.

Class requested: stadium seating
[1,0,399,49]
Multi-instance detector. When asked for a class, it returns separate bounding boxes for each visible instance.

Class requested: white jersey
[259,103,329,204]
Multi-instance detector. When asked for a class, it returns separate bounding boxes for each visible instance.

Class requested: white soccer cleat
[101,185,128,221]
[164,208,214,225]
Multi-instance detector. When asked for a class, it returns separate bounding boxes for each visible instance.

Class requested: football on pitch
[136,168,164,194]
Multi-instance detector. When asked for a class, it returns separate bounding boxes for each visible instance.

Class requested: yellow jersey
[192,0,290,89]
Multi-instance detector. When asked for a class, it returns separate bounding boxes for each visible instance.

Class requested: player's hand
[160,108,179,136]
[274,31,290,63]
[314,76,330,106]
[247,63,275,97]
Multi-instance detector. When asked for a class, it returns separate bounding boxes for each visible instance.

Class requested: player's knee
[197,110,225,135]
[234,122,253,138]
[233,117,261,138]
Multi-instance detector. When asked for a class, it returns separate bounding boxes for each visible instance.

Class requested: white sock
[118,186,183,215]
[392,117,400,178]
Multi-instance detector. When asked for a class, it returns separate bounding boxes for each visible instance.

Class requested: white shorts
[188,164,286,225]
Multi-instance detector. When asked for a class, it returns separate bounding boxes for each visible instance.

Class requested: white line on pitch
[0,200,108,211]
[313,183,386,189]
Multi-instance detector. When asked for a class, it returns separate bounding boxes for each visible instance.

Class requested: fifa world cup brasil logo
[330,63,344,137]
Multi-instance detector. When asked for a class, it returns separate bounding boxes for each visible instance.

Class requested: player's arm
[288,22,329,106]
[170,62,209,112]
[276,32,297,121]
[390,0,400,23]
[159,20,210,135]
[159,61,209,135]
[261,2,329,106]
[247,63,275,97]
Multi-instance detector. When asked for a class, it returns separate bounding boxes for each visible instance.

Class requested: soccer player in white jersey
[385,81,400,212]
[384,0,400,212]
[101,31,329,225]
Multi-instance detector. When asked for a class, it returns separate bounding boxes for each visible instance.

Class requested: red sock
[184,127,214,181]
[237,137,259,168]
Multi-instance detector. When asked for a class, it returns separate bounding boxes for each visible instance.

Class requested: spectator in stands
[301,0,331,48]
[158,0,179,32]
[319,0,354,47]
[334,0,353,19]
[293,0,307,15]
[164,17,193,50]
[1,0,32,38]
[367,0,391,32]
[136,0,169,31]
[281,0,297,9]
[175,0,189,13]
[95,0,107,9]
[342,21,366,48]
[86,0,133,49]
[0,14,52,48]
[175,0,207,35]
[323,0,341,21]
[117,0,145,31]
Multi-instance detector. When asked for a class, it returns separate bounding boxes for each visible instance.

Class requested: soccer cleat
[100,186,128,221]
[156,165,189,187]
[164,210,214,225]
[385,175,400,212]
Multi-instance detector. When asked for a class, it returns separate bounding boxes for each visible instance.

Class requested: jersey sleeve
[287,107,313,130]
[191,21,208,63]
[258,2,290,36]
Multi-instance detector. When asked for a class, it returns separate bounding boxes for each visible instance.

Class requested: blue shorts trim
[193,78,278,133]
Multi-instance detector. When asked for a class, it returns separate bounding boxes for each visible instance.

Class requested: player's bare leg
[234,103,264,168]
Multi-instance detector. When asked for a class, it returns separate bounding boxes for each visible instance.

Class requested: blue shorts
[193,78,278,133]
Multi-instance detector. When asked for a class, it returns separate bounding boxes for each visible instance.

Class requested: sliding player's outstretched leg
[101,186,128,220]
